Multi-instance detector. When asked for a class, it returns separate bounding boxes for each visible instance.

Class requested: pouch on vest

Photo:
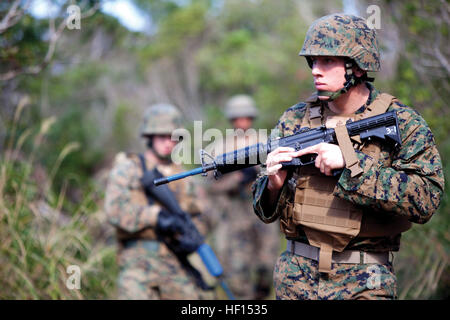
[292,167,362,273]
[281,93,411,273]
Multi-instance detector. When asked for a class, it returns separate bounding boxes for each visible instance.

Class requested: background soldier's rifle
[143,167,235,300]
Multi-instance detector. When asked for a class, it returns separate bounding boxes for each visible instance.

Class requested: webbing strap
[297,211,360,229]
[355,93,396,164]
[138,153,154,205]
[138,153,148,172]
[335,125,363,177]
[309,106,322,128]
[318,243,333,273]
[365,93,395,116]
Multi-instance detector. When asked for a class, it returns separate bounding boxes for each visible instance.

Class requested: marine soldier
[205,94,280,299]
[252,14,444,300]
[104,103,214,299]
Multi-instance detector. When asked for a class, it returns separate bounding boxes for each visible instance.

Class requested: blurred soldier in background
[104,103,214,299]
[205,94,280,299]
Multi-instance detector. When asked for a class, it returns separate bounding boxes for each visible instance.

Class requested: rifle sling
[334,125,363,178]
[137,154,212,290]
[138,153,154,205]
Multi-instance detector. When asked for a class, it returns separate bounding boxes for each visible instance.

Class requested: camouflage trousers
[273,250,397,300]
[117,240,215,300]
[213,216,280,300]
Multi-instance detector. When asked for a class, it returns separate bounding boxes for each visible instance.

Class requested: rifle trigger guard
[213,170,222,180]
[300,155,317,166]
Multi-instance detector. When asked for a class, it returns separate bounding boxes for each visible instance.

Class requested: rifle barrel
[153,164,216,186]
[153,111,400,186]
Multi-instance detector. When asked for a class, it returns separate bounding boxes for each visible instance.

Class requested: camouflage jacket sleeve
[252,103,307,224]
[104,153,160,233]
[334,102,445,224]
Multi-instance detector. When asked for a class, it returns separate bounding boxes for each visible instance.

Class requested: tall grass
[0,98,447,299]
[396,224,449,299]
[0,99,118,299]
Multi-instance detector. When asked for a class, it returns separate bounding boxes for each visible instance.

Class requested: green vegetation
[0,105,117,299]
[0,0,448,299]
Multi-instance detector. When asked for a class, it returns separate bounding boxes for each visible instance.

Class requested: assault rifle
[143,168,235,300]
[154,111,401,186]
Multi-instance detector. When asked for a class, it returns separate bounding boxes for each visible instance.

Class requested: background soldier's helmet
[299,13,380,72]
[225,94,258,120]
[139,103,183,136]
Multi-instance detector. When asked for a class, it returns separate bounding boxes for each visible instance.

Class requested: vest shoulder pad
[113,152,141,168]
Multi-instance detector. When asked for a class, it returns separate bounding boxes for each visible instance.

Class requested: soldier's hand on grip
[140,169,156,191]
[172,231,203,254]
[266,147,297,191]
[294,143,345,176]
[156,209,185,235]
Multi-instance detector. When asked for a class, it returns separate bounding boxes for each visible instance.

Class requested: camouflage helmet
[299,13,380,72]
[225,94,258,120]
[139,103,183,136]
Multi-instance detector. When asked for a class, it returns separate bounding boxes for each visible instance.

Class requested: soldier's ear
[353,65,366,78]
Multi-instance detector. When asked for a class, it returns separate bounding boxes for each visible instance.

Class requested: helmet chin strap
[154,151,172,162]
[316,60,374,102]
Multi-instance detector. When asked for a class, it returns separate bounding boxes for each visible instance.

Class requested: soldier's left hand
[293,143,345,176]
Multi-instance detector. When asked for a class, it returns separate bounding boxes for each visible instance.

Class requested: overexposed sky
[29,0,151,33]
[28,0,358,33]
[101,0,151,32]
[342,0,359,15]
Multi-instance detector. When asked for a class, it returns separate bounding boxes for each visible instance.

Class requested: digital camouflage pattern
[204,130,280,299]
[139,103,183,136]
[117,240,213,299]
[274,251,397,300]
[299,13,380,72]
[252,83,444,299]
[225,94,259,120]
[104,152,214,299]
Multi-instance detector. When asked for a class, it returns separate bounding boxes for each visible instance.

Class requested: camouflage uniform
[104,104,214,300]
[204,96,280,300]
[252,14,445,300]
[206,94,281,299]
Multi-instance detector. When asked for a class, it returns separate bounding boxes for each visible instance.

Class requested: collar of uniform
[306,82,379,124]
[319,82,379,115]
[355,82,379,114]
